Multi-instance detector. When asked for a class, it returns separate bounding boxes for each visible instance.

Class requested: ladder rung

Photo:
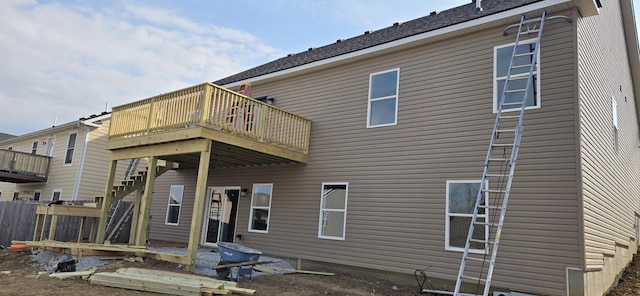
[499,115,520,119]
[465,255,487,262]
[475,221,500,227]
[514,52,534,57]
[521,29,540,34]
[492,143,512,147]
[502,102,524,106]
[479,205,501,210]
[496,129,516,133]
[506,75,529,80]
[511,64,533,69]
[488,158,509,162]
[483,189,507,193]
[469,238,491,244]
[461,275,488,282]
[505,89,526,93]
[486,173,509,177]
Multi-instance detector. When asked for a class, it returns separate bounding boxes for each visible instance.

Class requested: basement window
[249,184,273,233]
[318,182,349,240]
[51,190,61,201]
[165,185,184,225]
[445,180,488,254]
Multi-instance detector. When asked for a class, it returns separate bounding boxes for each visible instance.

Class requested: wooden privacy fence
[0,201,132,247]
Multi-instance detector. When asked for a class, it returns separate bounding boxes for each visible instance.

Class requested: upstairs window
[249,184,273,233]
[318,182,349,240]
[64,132,77,165]
[494,40,540,112]
[31,141,38,154]
[367,69,399,127]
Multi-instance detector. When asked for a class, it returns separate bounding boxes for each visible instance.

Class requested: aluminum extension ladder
[453,11,547,296]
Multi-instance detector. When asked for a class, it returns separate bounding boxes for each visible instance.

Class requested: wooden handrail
[0,149,51,178]
[108,83,311,154]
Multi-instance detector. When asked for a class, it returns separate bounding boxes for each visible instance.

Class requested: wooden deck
[106,83,311,166]
[0,149,50,183]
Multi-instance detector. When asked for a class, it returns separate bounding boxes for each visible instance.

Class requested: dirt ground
[0,247,638,296]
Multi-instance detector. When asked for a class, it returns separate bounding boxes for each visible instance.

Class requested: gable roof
[0,112,111,145]
[0,132,16,142]
[213,0,543,86]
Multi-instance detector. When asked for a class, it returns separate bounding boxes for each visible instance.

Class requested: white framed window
[34,190,42,201]
[12,191,19,201]
[612,96,618,130]
[64,132,77,165]
[248,183,273,233]
[367,68,399,127]
[318,182,349,240]
[51,189,61,201]
[445,180,488,254]
[165,185,184,225]
[494,39,541,112]
[31,140,39,155]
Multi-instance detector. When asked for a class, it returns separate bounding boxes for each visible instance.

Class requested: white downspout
[72,127,90,200]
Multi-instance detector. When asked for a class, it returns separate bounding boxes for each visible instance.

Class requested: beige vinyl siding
[577,0,640,295]
[0,182,16,201]
[149,10,579,296]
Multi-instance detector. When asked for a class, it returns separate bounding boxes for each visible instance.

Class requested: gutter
[222,0,572,89]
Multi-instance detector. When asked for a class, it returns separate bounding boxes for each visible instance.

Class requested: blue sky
[0,0,639,135]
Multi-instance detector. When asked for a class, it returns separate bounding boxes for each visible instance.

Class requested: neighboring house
[0,133,16,142]
[0,112,136,202]
[95,0,639,295]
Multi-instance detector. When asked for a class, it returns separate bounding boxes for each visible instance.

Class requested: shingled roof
[0,132,16,142]
[213,0,543,85]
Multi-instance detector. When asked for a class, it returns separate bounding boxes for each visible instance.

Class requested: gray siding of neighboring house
[577,1,640,295]
[149,9,581,295]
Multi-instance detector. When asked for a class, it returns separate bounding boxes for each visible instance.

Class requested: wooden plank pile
[89,267,256,295]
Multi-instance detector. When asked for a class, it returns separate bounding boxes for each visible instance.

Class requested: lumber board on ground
[49,268,96,279]
[12,240,191,265]
[268,266,334,276]
[90,267,256,296]
[213,260,280,269]
[252,265,276,274]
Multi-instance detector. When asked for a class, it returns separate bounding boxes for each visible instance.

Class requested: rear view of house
[84,0,640,295]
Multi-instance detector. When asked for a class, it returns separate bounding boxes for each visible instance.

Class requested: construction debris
[49,268,96,279]
[89,267,256,295]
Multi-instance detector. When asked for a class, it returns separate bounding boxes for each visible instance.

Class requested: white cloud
[0,1,280,135]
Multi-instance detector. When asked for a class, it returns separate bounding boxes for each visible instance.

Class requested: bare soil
[0,247,638,296]
[0,248,419,296]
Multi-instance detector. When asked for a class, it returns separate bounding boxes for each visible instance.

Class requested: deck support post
[96,159,118,243]
[186,142,212,272]
[135,156,157,246]
[129,189,143,244]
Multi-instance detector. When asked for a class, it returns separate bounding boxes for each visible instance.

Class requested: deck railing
[109,83,311,154]
[0,149,51,179]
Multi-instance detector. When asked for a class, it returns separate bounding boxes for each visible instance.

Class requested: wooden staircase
[102,161,177,242]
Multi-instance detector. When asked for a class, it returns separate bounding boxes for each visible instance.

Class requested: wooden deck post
[96,159,118,243]
[135,156,157,246]
[186,142,211,272]
[129,189,142,244]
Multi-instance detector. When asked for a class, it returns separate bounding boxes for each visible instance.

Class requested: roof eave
[572,0,600,17]
[620,0,640,139]
[0,113,111,145]
[221,0,573,89]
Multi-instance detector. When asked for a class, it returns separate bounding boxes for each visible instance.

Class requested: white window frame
[248,183,273,233]
[318,182,349,240]
[612,96,618,130]
[31,140,39,155]
[367,68,400,128]
[445,180,489,254]
[493,39,541,113]
[64,132,77,166]
[165,185,184,225]
[33,190,42,201]
[45,136,55,157]
[51,189,62,201]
